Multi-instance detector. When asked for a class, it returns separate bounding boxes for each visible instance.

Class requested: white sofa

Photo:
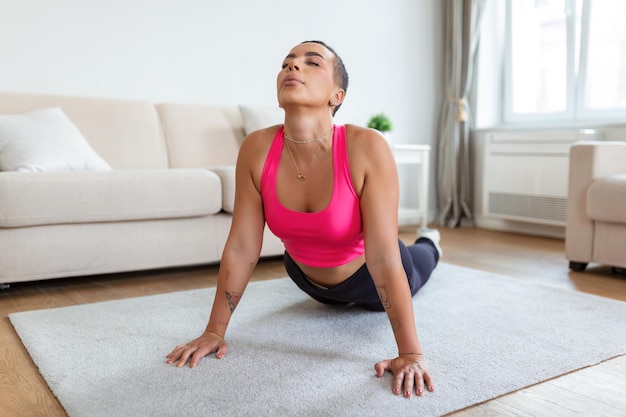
[0,91,284,285]
[566,141,626,272]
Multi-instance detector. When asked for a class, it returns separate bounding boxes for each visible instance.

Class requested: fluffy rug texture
[9,263,626,417]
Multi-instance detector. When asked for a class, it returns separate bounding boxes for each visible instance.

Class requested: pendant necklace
[285,138,326,182]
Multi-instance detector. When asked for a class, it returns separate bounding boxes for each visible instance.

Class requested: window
[505,0,626,124]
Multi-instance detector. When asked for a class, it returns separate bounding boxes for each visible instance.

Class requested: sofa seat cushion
[587,174,626,224]
[0,169,222,227]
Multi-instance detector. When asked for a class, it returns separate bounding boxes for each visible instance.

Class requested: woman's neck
[282,108,334,143]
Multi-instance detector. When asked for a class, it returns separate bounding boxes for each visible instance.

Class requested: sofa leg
[569,261,588,272]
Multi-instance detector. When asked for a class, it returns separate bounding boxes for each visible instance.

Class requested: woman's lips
[282,75,303,86]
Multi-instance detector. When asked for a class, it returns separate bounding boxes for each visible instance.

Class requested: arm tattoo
[376,284,391,310]
[225,291,243,313]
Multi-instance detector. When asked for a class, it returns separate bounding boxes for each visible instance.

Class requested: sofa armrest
[565,141,626,263]
[208,166,236,214]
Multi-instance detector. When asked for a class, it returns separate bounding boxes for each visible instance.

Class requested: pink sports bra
[260,125,365,268]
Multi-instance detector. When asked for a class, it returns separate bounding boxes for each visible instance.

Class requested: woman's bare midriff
[294,253,366,288]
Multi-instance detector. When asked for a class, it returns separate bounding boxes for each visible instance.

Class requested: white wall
[0,0,443,221]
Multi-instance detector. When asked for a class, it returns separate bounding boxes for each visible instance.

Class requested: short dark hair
[301,40,349,115]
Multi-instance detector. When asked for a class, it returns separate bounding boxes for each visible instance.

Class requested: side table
[391,144,431,229]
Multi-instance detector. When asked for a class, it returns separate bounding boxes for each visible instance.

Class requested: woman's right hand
[166,330,228,368]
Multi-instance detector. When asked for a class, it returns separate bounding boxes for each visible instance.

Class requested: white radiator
[481,129,602,226]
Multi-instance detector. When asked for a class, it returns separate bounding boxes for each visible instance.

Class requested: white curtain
[436,0,485,228]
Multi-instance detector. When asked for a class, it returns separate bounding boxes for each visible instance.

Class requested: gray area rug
[9,263,626,417]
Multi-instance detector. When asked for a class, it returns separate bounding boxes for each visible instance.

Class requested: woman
[167,40,440,398]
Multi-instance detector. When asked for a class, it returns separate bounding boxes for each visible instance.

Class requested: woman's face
[276,42,340,111]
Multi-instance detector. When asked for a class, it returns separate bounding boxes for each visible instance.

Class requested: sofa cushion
[239,105,284,135]
[0,169,222,227]
[587,174,626,223]
[0,91,169,169]
[0,107,111,172]
[156,103,243,169]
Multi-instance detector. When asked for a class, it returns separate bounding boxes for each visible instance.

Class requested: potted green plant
[367,113,393,142]
[367,113,393,132]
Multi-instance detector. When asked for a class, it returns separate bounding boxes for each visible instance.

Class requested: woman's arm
[167,131,268,368]
[205,132,267,337]
[354,127,434,397]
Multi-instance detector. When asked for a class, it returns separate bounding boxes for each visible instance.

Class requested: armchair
[566,141,626,272]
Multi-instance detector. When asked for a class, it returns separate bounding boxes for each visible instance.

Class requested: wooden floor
[1,227,625,417]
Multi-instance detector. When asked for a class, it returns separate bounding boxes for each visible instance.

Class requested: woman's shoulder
[237,125,283,190]
[345,123,378,137]
[344,124,391,155]
[236,125,282,177]
[239,125,282,155]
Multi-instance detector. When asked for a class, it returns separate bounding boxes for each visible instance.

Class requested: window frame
[502,0,626,126]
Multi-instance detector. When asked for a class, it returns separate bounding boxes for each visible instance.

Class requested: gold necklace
[284,138,326,181]
[284,127,333,144]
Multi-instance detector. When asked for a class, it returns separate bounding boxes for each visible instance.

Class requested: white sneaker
[417,227,442,258]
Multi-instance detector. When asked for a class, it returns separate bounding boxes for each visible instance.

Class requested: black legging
[284,238,439,311]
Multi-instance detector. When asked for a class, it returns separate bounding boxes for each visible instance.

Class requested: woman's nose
[288,63,300,71]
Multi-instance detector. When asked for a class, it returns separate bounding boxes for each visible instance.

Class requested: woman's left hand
[374,353,435,398]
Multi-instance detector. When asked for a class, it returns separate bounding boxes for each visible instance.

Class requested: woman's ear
[330,89,345,107]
